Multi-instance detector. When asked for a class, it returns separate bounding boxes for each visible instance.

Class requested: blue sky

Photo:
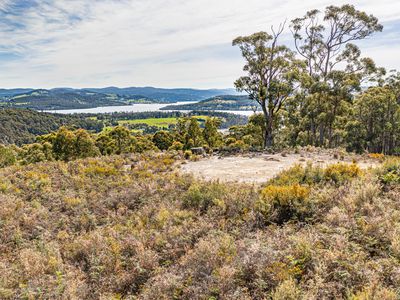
[0,0,399,88]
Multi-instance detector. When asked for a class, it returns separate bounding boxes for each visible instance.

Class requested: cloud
[0,0,399,88]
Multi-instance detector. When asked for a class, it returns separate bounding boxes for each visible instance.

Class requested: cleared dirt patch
[179,152,379,184]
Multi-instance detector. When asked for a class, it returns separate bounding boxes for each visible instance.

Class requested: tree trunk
[265,130,273,148]
[264,114,274,149]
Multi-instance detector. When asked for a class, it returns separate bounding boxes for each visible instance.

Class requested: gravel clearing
[179,152,379,184]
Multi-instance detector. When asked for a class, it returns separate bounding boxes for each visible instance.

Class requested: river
[44,101,256,116]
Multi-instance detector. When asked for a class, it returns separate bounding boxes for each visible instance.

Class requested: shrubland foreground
[1,152,400,299]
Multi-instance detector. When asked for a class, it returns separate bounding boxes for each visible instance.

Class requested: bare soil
[179,152,379,184]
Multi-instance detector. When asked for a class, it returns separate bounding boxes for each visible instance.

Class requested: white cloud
[0,0,399,88]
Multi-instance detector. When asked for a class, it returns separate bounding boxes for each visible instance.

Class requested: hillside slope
[161,95,258,111]
[0,153,399,299]
[1,89,129,110]
[0,87,239,110]
[87,87,239,102]
[0,109,103,145]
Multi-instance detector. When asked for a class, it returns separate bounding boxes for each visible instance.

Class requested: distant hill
[85,87,239,102]
[161,95,258,111]
[0,87,239,110]
[0,89,129,110]
[0,88,35,98]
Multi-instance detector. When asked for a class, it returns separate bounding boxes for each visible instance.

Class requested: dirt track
[179,152,379,184]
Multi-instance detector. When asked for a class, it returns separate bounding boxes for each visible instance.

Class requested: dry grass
[0,153,399,299]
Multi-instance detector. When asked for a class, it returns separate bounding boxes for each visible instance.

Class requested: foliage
[346,87,400,154]
[268,162,361,187]
[268,163,324,186]
[182,182,227,213]
[286,4,384,149]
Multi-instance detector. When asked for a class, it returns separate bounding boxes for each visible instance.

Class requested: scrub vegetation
[0,153,399,299]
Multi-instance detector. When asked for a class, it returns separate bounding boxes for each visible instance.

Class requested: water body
[44,101,256,116]
[44,102,196,114]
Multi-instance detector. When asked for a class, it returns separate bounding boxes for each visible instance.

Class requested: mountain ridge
[0,87,240,110]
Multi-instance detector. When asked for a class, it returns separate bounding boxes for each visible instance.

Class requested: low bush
[0,145,16,168]
[256,184,311,224]
[269,163,361,187]
[378,158,400,185]
[268,163,324,186]
[182,182,226,213]
[323,163,361,184]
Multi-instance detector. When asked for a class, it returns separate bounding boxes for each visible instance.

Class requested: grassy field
[118,116,208,128]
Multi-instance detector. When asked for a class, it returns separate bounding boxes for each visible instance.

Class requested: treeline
[233,4,400,154]
[3,108,398,169]
[0,109,247,146]
[282,84,400,154]
[93,110,248,129]
[0,108,103,145]
[0,117,228,167]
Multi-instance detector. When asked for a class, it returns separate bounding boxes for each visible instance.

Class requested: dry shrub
[350,283,398,300]
[271,278,302,300]
[369,153,385,161]
[182,182,226,213]
[268,162,362,187]
[256,184,311,224]
[1,152,400,299]
[268,163,323,186]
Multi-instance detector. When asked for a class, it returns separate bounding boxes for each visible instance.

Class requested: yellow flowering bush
[256,184,311,224]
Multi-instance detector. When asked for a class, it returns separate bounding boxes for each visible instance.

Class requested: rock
[191,147,205,155]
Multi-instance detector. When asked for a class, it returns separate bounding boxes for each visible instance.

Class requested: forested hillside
[0,109,103,145]
[0,109,247,146]
[161,95,258,111]
[86,87,238,102]
[0,87,238,110]
[1,89,128,110]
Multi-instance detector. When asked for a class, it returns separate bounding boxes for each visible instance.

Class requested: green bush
[0,145,16,168]
[378,158,400,185]
[183,182,226,213]
[152,130,173,151]
[256,184,311,224]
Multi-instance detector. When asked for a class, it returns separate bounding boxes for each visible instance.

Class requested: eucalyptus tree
[290,4,384,147]
[346,86,400,154]
[233,25,303,148]
[386,71,400,102]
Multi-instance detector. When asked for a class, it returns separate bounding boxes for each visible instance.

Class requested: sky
[0,0,399,89]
